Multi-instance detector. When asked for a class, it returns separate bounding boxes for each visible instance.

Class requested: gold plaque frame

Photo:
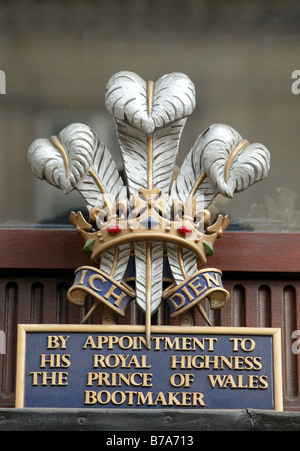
[15,325,283,411]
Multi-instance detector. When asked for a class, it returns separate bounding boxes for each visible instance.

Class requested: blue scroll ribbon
[67,266,135,316]
[163,268,230,318]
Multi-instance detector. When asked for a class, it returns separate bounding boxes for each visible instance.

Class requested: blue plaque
[16,325,282,410]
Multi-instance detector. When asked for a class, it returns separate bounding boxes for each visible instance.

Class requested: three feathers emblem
[28,71,270,328]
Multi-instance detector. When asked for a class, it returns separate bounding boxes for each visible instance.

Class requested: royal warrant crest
[28,71,270,344]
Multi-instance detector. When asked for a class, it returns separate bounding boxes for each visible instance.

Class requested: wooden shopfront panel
[0,230,299,410]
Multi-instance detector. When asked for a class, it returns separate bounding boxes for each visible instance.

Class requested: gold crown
[70,187,230,267]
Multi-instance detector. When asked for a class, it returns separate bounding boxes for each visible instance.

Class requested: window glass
[0,0,299,231]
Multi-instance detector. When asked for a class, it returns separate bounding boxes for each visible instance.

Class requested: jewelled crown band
[69,187,230,269]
